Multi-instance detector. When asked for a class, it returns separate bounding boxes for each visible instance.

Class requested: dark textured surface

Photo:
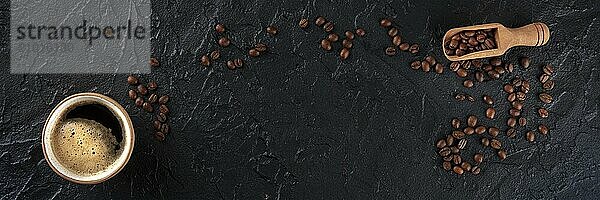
[1,0,600,199]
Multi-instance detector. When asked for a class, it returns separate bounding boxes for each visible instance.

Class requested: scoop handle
[510,22,550,47]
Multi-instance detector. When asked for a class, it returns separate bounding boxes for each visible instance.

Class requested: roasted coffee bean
[506,128,516,138]
[526,131,535,142]
[464,127,475,135]
[486,107,496,119]
[148,81,158,91]
[507,117,517,128]
[453,154,462,165]
[249,49,260,57]
[468,37,478,46]
[466,95,476,102]
[399,43,410,51]
[461,162,472,172]
[450,62,460,72]
[157,112,167,123]
[159,104,169,114]
[392,35,402,46]
[446,135,455,146]
[143,102,153,112]
[475,71,484,82]
[135,97,144,107]
[385,46,396,56]
[255,43,268,52]
[452,130,465,139]
[443,161,452,171]
[160,123,170,134]
[456,68,468,78]
[503,84,514,93]
[266,26,278,35]
[327,33,339,42]
[505,63,514,73]
[410,60,421,70]
[315,16,326,27]
[153,120,161,130]
[543,64,554,75]
[422,61,431,72]
[488,127,500,137]
[226,60,236,70]
[215,23,225,33]
[451,146,460,154]
[522,81,531,93]
[154,131,165,141]
[380,18,392,27]
[439,147,451,157]
[474,153,484,164]
[507,93,516,102]
[340,48,350,60]
[481,137,490,147]
[520,57,530,68]
[443,155,453,162]
[483,95,494,105]
[321,39,332,51]
[495,66,506,74]
[488,70,500,79]
[200,55,210,66]
[409,44,420,54]
[471,166,481,175]
[538,108,549,118]
[453,166,464,175]
[148,93,158,104]
[210,50,221,60]
[497,150,507,160]
[509,108,521,117]
[518,117,527,127]
[435,64,444,74]
[158,95,169,104]
[543,80,555,91]
[436,139,447,148]
[467,115,477,127]
[512,101,524,110]
[234,58,244,68]
[475,125,486,135]
[137,84,148,95]
[150,58,160,67]
[490,139,501,150]
[127,75,139,85]
[458,139,467,149]
[512,78,523,87]
[344,31,355,40]
[342,39,353,49]
[490,57,502,66]
[539,124,549,135]
[218,37,231,47]
[455,93,466,101]
[539,93,553,104]
[299,18,309,28]
[387,27,398,37]
[451,118,461,129]
[128,90,137,100]
[462,79,473,88]
[323,22,334,32]
[539,74,550,83]
[356,28,366,37]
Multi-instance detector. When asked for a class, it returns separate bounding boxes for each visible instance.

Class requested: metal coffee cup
[42,93,134,184]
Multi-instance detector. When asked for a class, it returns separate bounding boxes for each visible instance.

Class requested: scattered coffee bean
[345,31,355,40]
[387,27,398,37]
[443,161,452,171]
[539,93,553,104]
[488,127,500,137]
[439,147,451,157]
[399,43,410,51]
[392,35,402,46]
[452,130,465,139]
[454,94,466,101]
[210,50,221,60]
[340,48,350,60]
[299,18,309,28]
[449,62,460,72]
[446,135,455,146]
[490,57,502,66]
[143,102,153,112]
[481,137,490,147]
[539,74,550,83]
[490,139,501,149]
[526,131,535,142]
[421,61,431,72]
[450,146,460,154]
[520,57,530,68]
[436,139,447,149]
[148,81,158,91]
[127,75,139,85]
[153,120,161,130]
[150,58,160,67]
[458,139,467,149]
[543,64,554,75]
[380,18,392,27]
[453,166,464,175]
[509,108,521,117]
[342,39,353,49]
[160,123,170,134]
[464,127,475,135]
[475,125,486,135]
[266,26,278,35]
[385,47,396,56]
[485,107,496,119]
[512,101,524,110]
[249,49,260,57]
[505,63,514,73]
[506,128,516,138]
[159,104,169,114]
[315,16,326,27]
[497,150,507,160]
[453,154,462,165]
[507,93,516,102]
[467,115,477,127]
[323,22,334,32]
[538,108,549,118]
[456,68,468,78]
[327,33,339,42]
[543,80,555,91]
[507,117,517,128]
[461,162,472,172]
[157,112,167,123]
[474,153,484,164]
[538,124,549,135]
[435,63,444,74]
[410,60,421,70]
[471,166,481,175]
[215,23,225,33]
[451,118,461,129]
[463,79,474,88]
[355,28,366,37]
[135,97,144,107]
[218,37,230,47]
[128,90,137,100]
[483,95,494,105]
[518,117,527,127]
[137,84,148,95]
[321,39,332,51]
[200,55,210,66]
[409,44,420,54]
[234,58,244,68]
[255,43,268,52]
[148,93,158,104]
[159,95,169,104]
[154,131,165,141]
[503,84,514,93]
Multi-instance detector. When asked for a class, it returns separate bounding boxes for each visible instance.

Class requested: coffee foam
[51,118,122,176]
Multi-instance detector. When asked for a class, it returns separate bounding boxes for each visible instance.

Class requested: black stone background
[1,0,600,199]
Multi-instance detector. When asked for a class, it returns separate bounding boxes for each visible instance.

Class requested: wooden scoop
[443,22,550,61]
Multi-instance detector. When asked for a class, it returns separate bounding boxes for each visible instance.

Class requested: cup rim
[42,92,134,184]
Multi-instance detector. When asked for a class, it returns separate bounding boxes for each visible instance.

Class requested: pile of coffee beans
[127,75,171,141]
[444,28,497,57]
[448,57,513,89]
[380,18,419,55]
[436,115,508,175]
[311,16,366,60]
[503,76,530,139]
[198,23,246,70]
[410,55,444,74]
